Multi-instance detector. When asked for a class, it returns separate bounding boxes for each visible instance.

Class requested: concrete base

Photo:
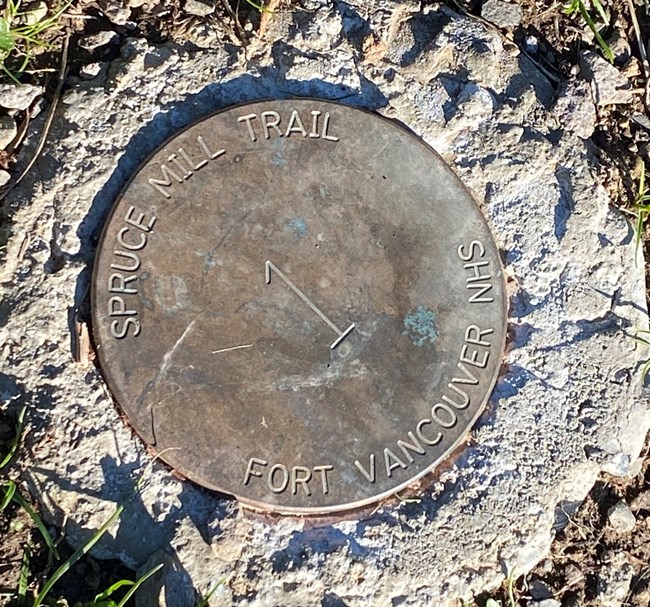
[1,2,648,605]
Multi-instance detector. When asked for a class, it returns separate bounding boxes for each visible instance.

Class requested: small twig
[532,1,562,24]
[219,0,247,44]
[0,31,70,202]
[258,0,282,37]
[553,570,585,597]
[17,232,30,261]
[6,113,30,158]
[626,0,650,107]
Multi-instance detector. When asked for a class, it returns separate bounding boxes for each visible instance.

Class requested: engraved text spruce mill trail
[106,106,341,339]
[147,108,340,200]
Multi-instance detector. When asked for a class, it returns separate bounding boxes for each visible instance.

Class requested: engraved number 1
[265,261,355,350]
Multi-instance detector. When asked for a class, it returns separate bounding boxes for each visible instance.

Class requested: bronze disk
[91,99,507,514]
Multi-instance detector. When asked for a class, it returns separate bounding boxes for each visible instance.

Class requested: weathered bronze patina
[92,99,507,514]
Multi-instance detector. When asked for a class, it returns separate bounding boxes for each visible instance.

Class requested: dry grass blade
[633,164,650,264]
[218,0,247,44]
[0,30,69,202]
[259,0,282,37]
[626,0,650,107]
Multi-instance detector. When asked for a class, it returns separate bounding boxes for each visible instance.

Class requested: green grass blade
[563,0,580,15]
[11,488,60,560]
[0,405,26,470]
[632,335,650,346]
[642,359,650,379]
[14,48,30,75]
[591,0,610,25]
[506,572,517,607]
[196,580,224,607]
[95,579,135,602]
[33,503,125,607]
[0,18,15,53]
[17,544,30,605]
[116,564,163,607]
[244,0,276,13]
[578,1,614,62]
[9,0,22,16]
[1,480,17,511]
[1,62,22,84]
[635,205,645,262]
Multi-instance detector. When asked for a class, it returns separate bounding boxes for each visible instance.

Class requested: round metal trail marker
[92,99,507,514]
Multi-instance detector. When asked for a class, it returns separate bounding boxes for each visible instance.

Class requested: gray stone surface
[581,50,633,106]
[481,0,523,28]
[529,600,561,607]
[1,3,649,606]
[79,30,120,51]
[551,79,597,140]
[0,115,17,150]
[528,579,553,600]
[100,0,132,25]
[79,62,106,81]
[0,83,42,110]
[184,0,215,16]
[607,500,636,532]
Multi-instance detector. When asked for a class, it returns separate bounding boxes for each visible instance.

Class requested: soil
[0,0,649,605]
[480,433,650,606]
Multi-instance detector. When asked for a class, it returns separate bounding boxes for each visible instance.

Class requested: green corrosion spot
[286,217,307,237]
[402,306,438,347]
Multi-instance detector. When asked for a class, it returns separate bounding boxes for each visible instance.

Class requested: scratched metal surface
[91,99,507,514]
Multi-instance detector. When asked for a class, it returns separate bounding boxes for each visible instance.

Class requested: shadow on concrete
[49,70,388,604]
[29,454,218,604]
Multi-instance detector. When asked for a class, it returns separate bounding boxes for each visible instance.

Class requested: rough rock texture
[79,30,120,51]
[580,50,633,106]
[184,0,215,16]
[607,500,636,533]
[0,115,17,149]
[0,83,43,110]
[1,2,649,606]
[551,79,596,140]
[480,0,523,28]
